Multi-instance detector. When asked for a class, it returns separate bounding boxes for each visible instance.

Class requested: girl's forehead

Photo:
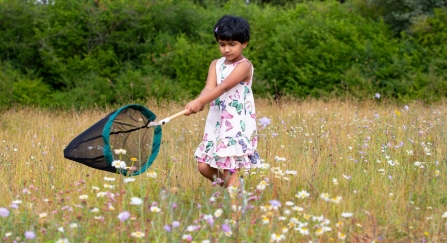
[218,39,240,44]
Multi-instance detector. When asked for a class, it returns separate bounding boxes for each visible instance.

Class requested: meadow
[0,99,446,242]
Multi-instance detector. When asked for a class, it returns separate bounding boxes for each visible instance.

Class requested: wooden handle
[159,110,187,125]
[166,110,188,121]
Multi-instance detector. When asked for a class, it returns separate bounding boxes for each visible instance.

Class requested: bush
[0,0,446,109]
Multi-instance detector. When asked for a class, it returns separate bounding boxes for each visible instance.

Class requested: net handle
[150,110,187,126]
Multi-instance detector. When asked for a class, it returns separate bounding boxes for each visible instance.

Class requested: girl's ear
[242,42,248,48]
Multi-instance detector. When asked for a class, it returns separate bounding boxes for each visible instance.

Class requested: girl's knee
[197,163,211,176]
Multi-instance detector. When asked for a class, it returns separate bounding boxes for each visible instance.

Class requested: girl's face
[218,39,247,63]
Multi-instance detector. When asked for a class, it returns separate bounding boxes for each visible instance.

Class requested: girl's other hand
[185,99,204,115]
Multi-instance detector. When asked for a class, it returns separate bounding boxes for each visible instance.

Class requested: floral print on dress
[194,57,262,169]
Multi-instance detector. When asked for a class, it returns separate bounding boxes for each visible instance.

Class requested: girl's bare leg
[198,163,224,182]
[223,169,241,188]
[198,163,241,188]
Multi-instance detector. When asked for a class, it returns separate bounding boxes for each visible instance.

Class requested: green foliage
[0,0,446,109]
[353,0,447,34]
[0,64,16,109]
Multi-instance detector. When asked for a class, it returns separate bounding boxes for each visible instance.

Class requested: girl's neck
[224,56,245,65]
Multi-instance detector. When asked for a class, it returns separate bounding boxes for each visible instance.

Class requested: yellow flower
[336,221,344,227]
[131,157,138,162]
[262,215,270,224]
[338,232,347,241]
[315,228,324,236]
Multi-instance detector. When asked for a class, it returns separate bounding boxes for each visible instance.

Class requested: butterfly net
[64,104,161,176]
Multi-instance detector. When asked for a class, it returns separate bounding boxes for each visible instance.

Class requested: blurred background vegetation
[0,0,446,109]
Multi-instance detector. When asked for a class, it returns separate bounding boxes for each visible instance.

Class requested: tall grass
[0,99,446,242]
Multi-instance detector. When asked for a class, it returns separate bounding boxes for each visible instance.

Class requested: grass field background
[0,99,446,242]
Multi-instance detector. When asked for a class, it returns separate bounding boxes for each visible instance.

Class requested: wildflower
[150,206,161,213]
[336,221,344,227]
[92,186,100,191]
[227,186,238,198]
[5,232,12,237]
[320,193,330,201]
[39,212,48,218]
[58,227,64,233]
[332,178,338,185]
[70,223,78,228]
[124,178,136,183]
[338,232,347,240]
[297,227,309,235]
[104,176,116,182]
[222,224,232,236]
[118,211,130,222]
[442,211,447,218]
[315,228,324,236]
[259,117,271,128]
[271,233,286,242]
[130,197,143,205]
[303,214,312,220]
[164,225,171,232]
[96,192,107,197]
[341,212,353,218]
[269,200,281,209]
[312,215,324,222]
[285,170,297,175]
[285,201,294,206]
[172,221,180,228]
[291,206,304,212]
[204,214,214,227]
[12,200,22,204]
[111,160,126,169]
[0,207,10,217]
[131,231,145,238]
[274,156,286,162]
[296,190,310,199]
[182,234,193,241]
[262,215,270,224]
[214,209,223,218]
[55,239,70,243]
[79,195,88,200]
[404,105,409,111]
[342,174,352,180]
[114,149,127,155]
[330,196,342,204]
[256,180,268,190]
[435,170,440,177]
[374,93,381,99]
[90,208,100,213]
[24,231,36,239]
[147,171,157,178]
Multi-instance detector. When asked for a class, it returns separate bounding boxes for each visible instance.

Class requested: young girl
[185,15,262,187]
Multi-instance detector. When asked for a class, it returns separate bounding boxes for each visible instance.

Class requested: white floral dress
[194,57,262,169]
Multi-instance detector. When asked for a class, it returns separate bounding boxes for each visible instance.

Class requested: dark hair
[213,15,250,44]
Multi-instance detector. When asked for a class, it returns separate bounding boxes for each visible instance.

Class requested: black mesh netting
[64,105,161,175]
